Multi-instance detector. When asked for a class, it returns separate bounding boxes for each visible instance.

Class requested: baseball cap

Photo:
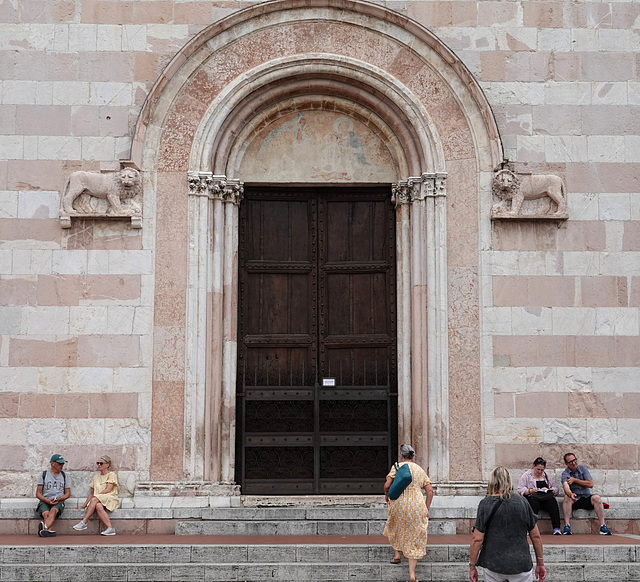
[50,454,66,464]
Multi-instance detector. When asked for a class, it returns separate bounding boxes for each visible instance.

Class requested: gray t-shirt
[561,464,592,499]
[37,469,69,501]
[474,494,537,575]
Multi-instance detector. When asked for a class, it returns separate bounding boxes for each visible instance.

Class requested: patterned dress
[383,461,431,559]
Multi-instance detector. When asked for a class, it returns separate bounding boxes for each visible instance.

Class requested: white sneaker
[72,522,88,531]
[101,527,116,536]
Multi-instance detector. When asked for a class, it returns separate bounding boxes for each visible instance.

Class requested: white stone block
[496,28,536,51]
[0,367,38,393]
[25,306,70,335]
[37,367,71,394]
[599,29,628,52]
[26,418,68,445]
[513,306,552,335]
[0,306,21,334]
[66,419,106,444]
[592,368,640,393]
[0,250,12,274]
[14,249,53,275]
[37,135,82,160]
[122,25,147,51]
[96,24,122,51]
[483,366,527,393]
[108,250,153,275]
[587,136,626,163]
[482,307,512,334]
[35,81,53,106]
[68,24,98,52]
[567,193,599,220]
[624,136,640,162]
[544,82,591,105]
[544,135,588,163]
[601,252,640,276]
[2,81,37,105]
[52,250,88,275]
[0,135,24,160]
[563,252,602,276]
[629,82,640,106]
[618,419,640,444]
[52,24,69,51]
[132,306,154,335]
[557,367,593,393]
[586,418,618,444]
[487,82,545,106]
[0,191,18,218]
[104,419,149,445]
[113,367,150,393]
[89,82,133,107]
[542,418,587,443]
[107,306,135,334]
[52,81,91,107]
[595,307,639,335]
[116,135,133,160]
[552,307,596,335]
[525,366,559,393]
[17,191,59,219]
[483,418,542,443]
[598,193,632,220]
[538,28,571,52]
[69,305,108,334]
[516,135,546,162]
[82,136,116,162]
[146,24,189,41]
[27,23,56,50]
[67,367,113,394]
[571,29,599,52]
[591,82,627,106]
[87,250,110,276]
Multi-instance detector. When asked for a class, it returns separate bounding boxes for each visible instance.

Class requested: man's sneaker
[72,521,88,531]
[37,522,44,536]
[599,524,612,535]
[100,527,116,536]
[563,524,572,535]
[40,529,57,537]
[553,528,562,535]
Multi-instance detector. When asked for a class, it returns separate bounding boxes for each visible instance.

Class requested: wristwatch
[469,562,476,567]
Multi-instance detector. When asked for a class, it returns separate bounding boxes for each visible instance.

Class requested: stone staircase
[1,539,639,581]
[1,496,639,580]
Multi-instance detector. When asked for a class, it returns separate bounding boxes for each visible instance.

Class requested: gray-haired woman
[469,466,546,582]
[383,444,434,582]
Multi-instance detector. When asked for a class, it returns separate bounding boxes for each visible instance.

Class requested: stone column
[185,173,243,484]
[392,173,449,481]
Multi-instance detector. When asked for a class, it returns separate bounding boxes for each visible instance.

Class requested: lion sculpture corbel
[491,169,568,219]
[59,167,143,228]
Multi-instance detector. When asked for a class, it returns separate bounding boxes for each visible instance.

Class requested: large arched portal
[133,0,501,493]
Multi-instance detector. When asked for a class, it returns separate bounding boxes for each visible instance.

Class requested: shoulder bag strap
[483,498,504,534]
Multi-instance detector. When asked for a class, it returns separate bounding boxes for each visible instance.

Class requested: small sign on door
[322,378,336,386]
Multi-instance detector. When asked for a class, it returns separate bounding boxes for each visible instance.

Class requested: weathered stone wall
[0,0,638,497]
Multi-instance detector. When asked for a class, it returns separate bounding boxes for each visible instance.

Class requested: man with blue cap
[35,454,70,537]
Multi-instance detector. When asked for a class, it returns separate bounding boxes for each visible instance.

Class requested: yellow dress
[383,461,430,559]
[89,471,119,512]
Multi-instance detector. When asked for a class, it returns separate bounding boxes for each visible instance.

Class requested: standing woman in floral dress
[384,444,435,582]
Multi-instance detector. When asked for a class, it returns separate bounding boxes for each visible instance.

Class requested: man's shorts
[572,495,595,511]
[36,501,65,518]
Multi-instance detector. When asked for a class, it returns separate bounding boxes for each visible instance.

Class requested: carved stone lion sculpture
[60,168,142,216]
[491,169,567,218]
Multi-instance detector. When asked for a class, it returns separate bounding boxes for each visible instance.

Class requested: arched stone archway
[134,0,502,491]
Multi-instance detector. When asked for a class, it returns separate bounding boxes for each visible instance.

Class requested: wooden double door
[236,186,397,494]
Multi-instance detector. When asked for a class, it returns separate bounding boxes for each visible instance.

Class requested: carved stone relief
[59,166,143,228]
[491,168,568,220]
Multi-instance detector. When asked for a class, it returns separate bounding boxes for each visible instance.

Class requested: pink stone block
[451,2,477,26]
[581,53,635,82]
[77,335,140,367]
[493,393,515,417]
[581,276,627,307]
[568,393,640,419]
[0,446,26,470]
[19,394,56,418]
[533,105,582,136]
[493,276,528,307]
[614,337,640,367]
[567,163,640,194]
[575,337,617,367]
[132,1,174,24]
[523,2,564,27]
[406,2,451,27]
[81,0,134,24]
[0,277,37,306]
[78,53,135,83]
[623,222,640,251]
[89,393,138,418]
[566,3,612,28]
[16,105,71,135]
[9,337,78,367]
[612,3,640,28]
[156,172,189,242]
[0,219,62,244]
[478,2,518,26]
[0,393,19,418]
[551,53,580,82]
[154,243,188,327]
[134,52,161,83]
[480,51,506,82]
[494,336,574,367]
[150,380,184,480]
[152,326,186,382]
[630,278,640,307]
[515,392,569,418]
[527,276,574,307]
[55,394,89,418]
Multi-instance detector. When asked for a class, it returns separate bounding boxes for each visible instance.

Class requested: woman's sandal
[390,557,401,564]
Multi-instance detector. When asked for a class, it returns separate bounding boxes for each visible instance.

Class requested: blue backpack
[388,462,412,500]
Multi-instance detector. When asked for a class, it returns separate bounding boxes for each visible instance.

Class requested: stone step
[0,543,638,581]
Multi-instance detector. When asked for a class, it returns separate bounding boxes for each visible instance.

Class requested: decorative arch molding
[137,0,501,488]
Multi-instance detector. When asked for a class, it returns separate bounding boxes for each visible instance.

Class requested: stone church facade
[1,0,639,501]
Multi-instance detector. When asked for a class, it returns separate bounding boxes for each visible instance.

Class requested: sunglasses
[565,458,577,464]
[96,461,105,465]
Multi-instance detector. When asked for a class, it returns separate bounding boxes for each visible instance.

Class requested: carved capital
[188,173,244,204]
[392,173,447,206]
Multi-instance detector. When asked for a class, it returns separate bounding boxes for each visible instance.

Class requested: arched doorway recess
[134,0,502,491]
